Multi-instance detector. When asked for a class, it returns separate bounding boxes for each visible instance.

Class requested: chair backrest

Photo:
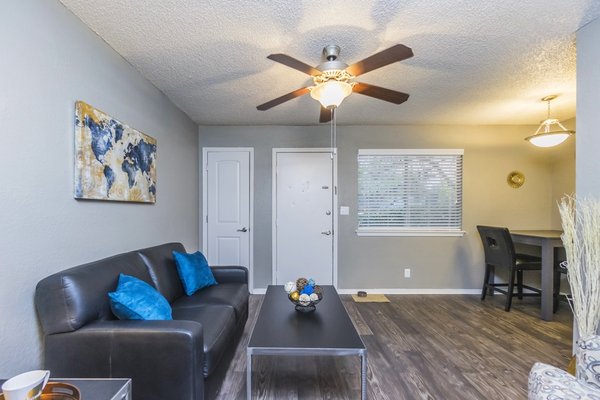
[476,225,516,268]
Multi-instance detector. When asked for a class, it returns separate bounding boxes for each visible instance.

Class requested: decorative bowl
[289,295,322,313]
[284,277,323,313]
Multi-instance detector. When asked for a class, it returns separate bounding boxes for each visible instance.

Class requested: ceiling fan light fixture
[310,80,353,109]
[525,95,574,147]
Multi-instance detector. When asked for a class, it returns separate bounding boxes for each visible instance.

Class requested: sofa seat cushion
[172,306,235,378]
[171,283,248,321]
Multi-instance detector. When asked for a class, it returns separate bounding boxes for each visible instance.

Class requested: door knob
[237,227,248,232]
[321,230,332,236]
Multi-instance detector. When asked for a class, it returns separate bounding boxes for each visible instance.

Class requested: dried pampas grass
[559,196,600,338]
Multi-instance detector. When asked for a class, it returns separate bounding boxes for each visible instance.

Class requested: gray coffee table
[247,285,367,399]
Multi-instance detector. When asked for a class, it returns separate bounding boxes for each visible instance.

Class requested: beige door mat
[351,294,390,303]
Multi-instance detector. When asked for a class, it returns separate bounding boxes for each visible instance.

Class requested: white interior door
[204,150,251,274]
[274,151,335,285]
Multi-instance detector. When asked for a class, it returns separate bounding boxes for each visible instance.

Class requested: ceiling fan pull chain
[333,108,337,156]
[330,108,334,159]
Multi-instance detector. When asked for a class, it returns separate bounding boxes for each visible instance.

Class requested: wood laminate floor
[217,294,573,399]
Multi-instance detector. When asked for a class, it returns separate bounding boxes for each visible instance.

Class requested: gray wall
[199,124,574,290]
[0,0,199,375]
[577,18,600,196]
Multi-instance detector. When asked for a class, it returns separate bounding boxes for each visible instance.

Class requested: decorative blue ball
[301,284,314,295]
[308,278,316,286]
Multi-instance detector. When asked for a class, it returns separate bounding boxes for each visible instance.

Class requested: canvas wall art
[74,101,157,203]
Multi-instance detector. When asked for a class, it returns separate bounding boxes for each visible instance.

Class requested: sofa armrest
[577,335,600,388]
[211,266,248,284]
[528,362,599,399]
[44,320,204,400]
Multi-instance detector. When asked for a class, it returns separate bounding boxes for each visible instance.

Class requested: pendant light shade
[525,95,574,147]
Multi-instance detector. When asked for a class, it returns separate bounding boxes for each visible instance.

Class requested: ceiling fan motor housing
[317,45,349,73]
[323,45,341,61]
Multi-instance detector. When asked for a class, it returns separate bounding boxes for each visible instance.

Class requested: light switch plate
[340,206,350,215]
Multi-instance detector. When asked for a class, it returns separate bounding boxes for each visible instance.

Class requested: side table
[0,378,131,400]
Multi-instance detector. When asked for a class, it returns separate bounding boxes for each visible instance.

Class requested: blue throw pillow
[108,273,172,320]
[172,251,218,296]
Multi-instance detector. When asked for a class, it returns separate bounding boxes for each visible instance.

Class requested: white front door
[204,149,252,280]
[274,150,336,285]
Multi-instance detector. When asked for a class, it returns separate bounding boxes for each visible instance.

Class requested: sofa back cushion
[35,251,153,335]
[137,242,185,303]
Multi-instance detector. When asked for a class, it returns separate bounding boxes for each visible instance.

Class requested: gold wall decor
[507,171,525,188]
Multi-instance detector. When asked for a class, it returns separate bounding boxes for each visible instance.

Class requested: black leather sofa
[35,242,248,400]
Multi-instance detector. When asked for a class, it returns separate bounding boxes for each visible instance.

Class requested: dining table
[510,230,564,321]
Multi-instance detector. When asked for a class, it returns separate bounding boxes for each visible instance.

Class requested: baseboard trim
[252,288,480,295]
[336,288,481,295]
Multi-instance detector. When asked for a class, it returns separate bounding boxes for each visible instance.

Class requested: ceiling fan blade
[257,87,311,111]
[353,82,410,104]
[319,107,332,123]
[267,54,321,76]
[346,44,413,77]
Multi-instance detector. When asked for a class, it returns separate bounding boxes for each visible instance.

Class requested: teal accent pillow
[108,274,173,320]
[172,251,218,296]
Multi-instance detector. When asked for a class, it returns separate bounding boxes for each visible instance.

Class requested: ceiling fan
[256,44,414,123]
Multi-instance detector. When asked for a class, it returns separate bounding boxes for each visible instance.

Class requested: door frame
[202,147,254,292]
[272,148,338,288]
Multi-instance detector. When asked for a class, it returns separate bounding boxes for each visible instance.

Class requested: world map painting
[74,101,157,203]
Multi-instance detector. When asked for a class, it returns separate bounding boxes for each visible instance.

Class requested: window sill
[356,229,466,237]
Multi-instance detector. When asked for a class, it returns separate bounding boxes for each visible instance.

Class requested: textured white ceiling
[59,0,600,126]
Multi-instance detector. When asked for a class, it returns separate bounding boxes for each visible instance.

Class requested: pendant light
[525,95,574,147]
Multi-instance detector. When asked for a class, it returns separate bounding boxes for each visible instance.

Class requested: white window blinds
[357,149,464,236]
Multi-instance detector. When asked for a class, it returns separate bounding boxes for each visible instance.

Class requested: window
[357,149,464,236]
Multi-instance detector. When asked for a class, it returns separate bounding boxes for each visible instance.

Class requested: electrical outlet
[404,268,411,278]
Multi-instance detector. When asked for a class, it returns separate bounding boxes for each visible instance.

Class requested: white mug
[1,370,50,400]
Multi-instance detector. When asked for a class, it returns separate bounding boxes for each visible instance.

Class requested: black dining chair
[553,249,568,313]
[477,225,543,312]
